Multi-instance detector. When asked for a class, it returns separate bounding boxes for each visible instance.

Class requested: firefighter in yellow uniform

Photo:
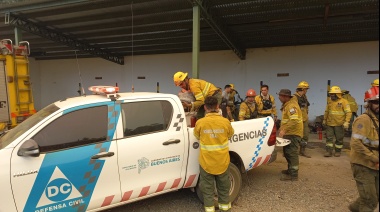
[293,81,312,158]
[222,84,236,121]
[194,96,235,212]
[173,71,221,119]
[255,84,277,121]
[323,86,352,157]
[342,89,358,132]
[239,89,258,121]
[278,89,303,181]
[348,86,379,212]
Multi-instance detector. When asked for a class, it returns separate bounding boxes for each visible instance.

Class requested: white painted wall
[29,41,379,121]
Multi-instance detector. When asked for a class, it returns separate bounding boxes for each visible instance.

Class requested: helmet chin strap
[369,105,379,117]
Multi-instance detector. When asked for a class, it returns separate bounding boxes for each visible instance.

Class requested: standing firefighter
[193,96,234,212]
[293,81,312,158]
[255,84,278,121]
[238,89,258,121]
[278,89,303,181]
[348,86,379,212]
[173,71,222,119]
[222,84,236,121]
[342,89,359,132]
[323,86,352,157]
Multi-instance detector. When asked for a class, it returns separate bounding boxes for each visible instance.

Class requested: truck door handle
[91,152,114,159]
[163,139,181,145]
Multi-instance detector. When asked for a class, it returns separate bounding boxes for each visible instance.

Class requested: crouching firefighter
[238,89,258,121]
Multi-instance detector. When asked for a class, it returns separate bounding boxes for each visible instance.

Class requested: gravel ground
[107,134,378,212]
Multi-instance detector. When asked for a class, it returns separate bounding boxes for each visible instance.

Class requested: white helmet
[276,137,291,147]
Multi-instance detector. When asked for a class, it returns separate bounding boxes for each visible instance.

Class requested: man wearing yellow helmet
[292,81,311,158]
[323,86,352,157]
[173,71,221,119]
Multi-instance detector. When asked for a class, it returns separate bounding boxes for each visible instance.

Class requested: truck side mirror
[17,139,40,157]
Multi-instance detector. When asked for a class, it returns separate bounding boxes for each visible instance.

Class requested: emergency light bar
[88,86,119,94]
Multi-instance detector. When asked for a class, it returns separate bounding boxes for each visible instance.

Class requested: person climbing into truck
[173,71,222,119]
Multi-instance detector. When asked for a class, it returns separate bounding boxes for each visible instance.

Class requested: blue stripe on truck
[247,117,270,170]
[24,102,119,212]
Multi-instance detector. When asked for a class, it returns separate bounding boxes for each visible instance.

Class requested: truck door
[0,59,10,125]
[116,98,187,202]
[10,102,121,211]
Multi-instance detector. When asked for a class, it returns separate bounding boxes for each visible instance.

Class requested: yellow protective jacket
[350,109,379,170]
[292,93,309,122]
[255,94,277,117]
[280,99,303,137]
[324,98,352,126]
[189,78,219,110]
[193,113,234,175]
[342,93,358,114]
[238,101,257,121]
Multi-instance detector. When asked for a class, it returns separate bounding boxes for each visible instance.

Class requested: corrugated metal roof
[0,0,378,64]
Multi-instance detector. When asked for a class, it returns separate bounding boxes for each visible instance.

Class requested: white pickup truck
[0,86,277,212]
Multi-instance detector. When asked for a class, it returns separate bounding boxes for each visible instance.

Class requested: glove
[322,120,326,126]
[343,122,350,130]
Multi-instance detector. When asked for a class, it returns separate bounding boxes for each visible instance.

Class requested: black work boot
[281,170,289,175]
[280,174,298,181]
[299,146,311,158]
[324,148,333,157]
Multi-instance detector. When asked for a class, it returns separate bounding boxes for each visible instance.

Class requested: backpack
[261,95,273,110]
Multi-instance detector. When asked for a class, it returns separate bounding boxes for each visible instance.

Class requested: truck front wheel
[195,163,242,206]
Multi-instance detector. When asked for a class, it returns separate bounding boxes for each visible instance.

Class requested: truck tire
[195,163,242,206]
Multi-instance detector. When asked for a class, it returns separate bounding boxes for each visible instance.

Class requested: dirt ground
[107,133,378,212]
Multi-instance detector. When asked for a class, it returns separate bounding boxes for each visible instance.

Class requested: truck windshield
[0,104,60,149]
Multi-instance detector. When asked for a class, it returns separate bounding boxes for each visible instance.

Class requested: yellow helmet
[173,71,188,86]
[297,81,309,89]
[229,84,234,89]
[329,86,342,94]
[371,78,379,87]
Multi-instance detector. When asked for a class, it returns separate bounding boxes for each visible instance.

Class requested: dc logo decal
[45,178,72,202]
[37,166,83,208]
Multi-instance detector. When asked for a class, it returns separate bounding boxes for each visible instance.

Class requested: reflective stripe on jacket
[255,94,277,116]
[350,109,379,170]
[280,99,303,137]
[193,113,234,175]
[189,78,219,110]
[324,98,352,126]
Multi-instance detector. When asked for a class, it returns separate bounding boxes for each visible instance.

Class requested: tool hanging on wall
[75,50,85,96]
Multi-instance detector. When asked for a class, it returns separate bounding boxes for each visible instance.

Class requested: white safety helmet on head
[276,137,291,147]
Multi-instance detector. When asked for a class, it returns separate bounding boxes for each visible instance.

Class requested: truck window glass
[32,106,108,152]
[0,104,60,149]
[122,100,173,137]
